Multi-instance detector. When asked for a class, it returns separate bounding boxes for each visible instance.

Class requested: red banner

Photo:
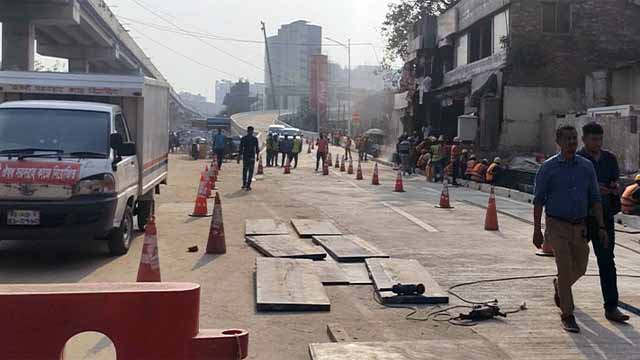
[0,161,81,186]
[310,54,328,130]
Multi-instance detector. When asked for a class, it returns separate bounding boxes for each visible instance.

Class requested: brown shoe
[553,278,560,308]
[561,315,580,333]
[605,308,630,323]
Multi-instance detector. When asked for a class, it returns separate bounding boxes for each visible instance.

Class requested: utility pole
[347,38,351,137]
[261,21,279,118]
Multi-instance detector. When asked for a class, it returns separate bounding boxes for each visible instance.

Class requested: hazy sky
[102,0,393,102]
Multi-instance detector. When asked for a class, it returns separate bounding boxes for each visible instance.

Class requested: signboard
[310,55,329,130]
[0,83,140,97]
[352,112,361,124]
[206,117,231,130]
[0,161,80,186]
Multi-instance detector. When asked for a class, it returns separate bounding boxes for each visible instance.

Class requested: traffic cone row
[371,163,380,185]
[307,142,312,153]
[137,216,161,282]
[335,154,340,169]
[190,174,212,217]
[393,171,405,192]
[257,155,264,175]
[327,152,333,167]
[348,160,354,175]
[356,162,363,180]
[436,180,453,209]
[340,156,346,172]
[284,159,291,174]
[206,192,226,254]
[322,161,329,176]
[484,187,499,231]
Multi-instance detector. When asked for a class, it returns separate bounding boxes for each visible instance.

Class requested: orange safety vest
[470,163,487,183]
[486,163,499,183]
[621,183,640,214]
[465,160,477,176]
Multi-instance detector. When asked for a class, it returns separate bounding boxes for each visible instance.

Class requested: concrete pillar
[1,21,35,71]
[68,59,89,73]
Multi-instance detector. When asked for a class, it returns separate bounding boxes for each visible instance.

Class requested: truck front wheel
[137,200,155,230]
[108,206,134,256]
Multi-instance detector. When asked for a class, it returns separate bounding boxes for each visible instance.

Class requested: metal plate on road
[245,219,289,236]
[309,340,506,360]
[7,210,40,226]
[246,235,327,260]
[291,219,342,238]
[255,257,330,312]
[338,263,372,285]
[312,235,388,262]
[366,258,449,304]
[301,260,349,285]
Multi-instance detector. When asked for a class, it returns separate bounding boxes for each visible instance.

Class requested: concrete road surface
[2,115,640,359]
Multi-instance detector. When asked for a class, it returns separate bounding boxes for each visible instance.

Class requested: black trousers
[242,159,255,188]
[215,149,225,168]
[266,150,272,166]
[292,153,299,168]
[316,152,326,171]
[587,214,619,309]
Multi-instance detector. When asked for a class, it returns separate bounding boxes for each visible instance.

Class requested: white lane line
[381,201,439,233]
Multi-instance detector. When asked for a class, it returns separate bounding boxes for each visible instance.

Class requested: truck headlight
[72,174,116,196]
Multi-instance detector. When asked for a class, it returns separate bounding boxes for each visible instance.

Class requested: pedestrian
[272,134,280,167]
[408,137,417,174]
[362,136,369,162]
[622,174,640,215]
[238,126,260,191]
[212,128,226,169]
[429,136,444,182]
[345,136,353,161]
[316,133,328,171]
[266,133,274,167]
[280,135,293,167]
[292,135,302,168]
[450,137,461,185]
[465,154,477,180]
[485,157,502,185]
[532,125,606,333]
[577,122,629,323]
[398,135,411,176]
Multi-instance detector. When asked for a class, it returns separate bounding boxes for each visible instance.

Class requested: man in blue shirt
[533,125,606,333]
[212,128,226,169]
[577,122,629,323]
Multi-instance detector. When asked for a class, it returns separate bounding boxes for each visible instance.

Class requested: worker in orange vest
[470,159,488,183]
[485,157,502,185]
[465,154,477,180]
[621,175,640,215]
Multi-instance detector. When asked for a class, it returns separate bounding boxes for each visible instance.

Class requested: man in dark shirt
[533,125,606,333]
[577,122,629,323]
[238,126,260,191]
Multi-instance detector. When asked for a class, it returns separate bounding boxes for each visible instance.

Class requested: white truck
[0,71,170,255]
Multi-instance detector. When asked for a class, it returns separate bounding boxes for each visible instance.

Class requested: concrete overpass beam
[68,59,90,73]
[37,44,116,61]
[0,1,80,25]
[1,21,35,71]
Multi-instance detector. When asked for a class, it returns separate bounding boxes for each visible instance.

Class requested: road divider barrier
[190,175,212,218]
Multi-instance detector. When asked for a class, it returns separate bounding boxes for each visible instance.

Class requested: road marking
[421,186,441,195]
[381,201,439,233]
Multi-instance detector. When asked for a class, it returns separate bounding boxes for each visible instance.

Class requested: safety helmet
[635,174,640,182]
[494,157,502,164]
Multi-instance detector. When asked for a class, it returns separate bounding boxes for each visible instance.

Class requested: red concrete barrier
[0,282,248,359]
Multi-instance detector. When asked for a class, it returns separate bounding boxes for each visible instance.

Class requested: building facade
[405,0,640,152]
[265,20,322,111]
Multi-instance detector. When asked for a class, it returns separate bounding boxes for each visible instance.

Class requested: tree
[381,0,458,65]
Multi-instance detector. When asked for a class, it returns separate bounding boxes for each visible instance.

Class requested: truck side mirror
[110,133,124,150]
[119,143,137,156]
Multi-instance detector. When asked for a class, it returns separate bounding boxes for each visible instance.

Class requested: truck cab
[0,71,170,255]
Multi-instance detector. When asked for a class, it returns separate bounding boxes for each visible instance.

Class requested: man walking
[272,134,280,167]
[280,135,293,167]
[266,133,274,167]
[238,126,260,191]
[316,133,328,171]
[577,122,629,323]
[533,125,606,333]
[212,128,226,168]
[345,136,353,161]
[398,135,411,176]
[292,136,302,168]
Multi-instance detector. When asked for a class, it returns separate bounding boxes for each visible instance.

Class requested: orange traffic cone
[208,165,217,191]
[340,156,346,172]
[206,192,226,254]
[484,187,499,231]
[284,159,291,174]
[356,161,364,180]
[137,216,161,282]
[322,161,329,176]
[307,142,312,154]
[348,159,354,175]
[394,171,405,192]
[190,175,211,217]
[335,154,340,169]
[536,239,554,257]
[327,152,333,167]
[372,163,380,185]
[257,155,264,175]
[436,180,453,208]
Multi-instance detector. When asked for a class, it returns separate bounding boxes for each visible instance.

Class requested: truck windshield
[0,108,110,156]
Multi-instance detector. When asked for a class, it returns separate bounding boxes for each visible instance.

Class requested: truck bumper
[0,196,117,241]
